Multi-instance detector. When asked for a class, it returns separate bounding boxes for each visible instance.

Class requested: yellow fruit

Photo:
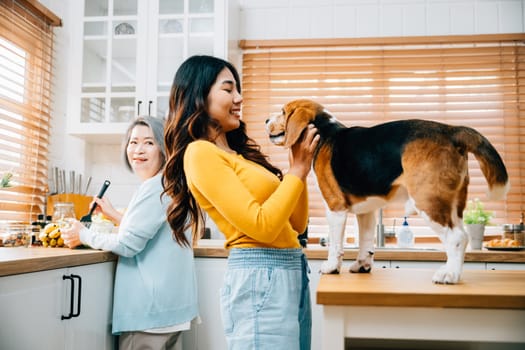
[44,223,59,234]
[42,240,49,247]
[48,228,61,239]
[57,237,64,247]
[49,238,57,247]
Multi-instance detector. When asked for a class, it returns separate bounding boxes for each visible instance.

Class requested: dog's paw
[432,266,461,284]
[349,260,372,273]
[320,259,341,274]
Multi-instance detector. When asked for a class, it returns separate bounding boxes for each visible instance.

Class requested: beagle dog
[266,99,509,284]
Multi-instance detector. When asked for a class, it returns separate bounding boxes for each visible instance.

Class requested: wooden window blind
[0,0,61,222]
[240,34,525,236]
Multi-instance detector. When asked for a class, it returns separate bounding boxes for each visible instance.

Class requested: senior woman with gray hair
[62,116,199,350]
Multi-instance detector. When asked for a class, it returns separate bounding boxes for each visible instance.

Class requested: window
[0,0,61,222]
[240,34,525,236]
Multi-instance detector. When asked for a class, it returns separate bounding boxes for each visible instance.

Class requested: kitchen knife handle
[88,180,111,215]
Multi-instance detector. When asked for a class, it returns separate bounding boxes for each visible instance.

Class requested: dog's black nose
[265,119,270,124]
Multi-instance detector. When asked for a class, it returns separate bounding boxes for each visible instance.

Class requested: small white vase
[465,224,485,250]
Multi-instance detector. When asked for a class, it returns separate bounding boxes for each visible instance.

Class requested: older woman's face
[126,125,163,180]
[206,68,243,132]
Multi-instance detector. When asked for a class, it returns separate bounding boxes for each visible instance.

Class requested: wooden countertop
[317,268,525,309]
[194,240,525,263]
[0,246,117,277]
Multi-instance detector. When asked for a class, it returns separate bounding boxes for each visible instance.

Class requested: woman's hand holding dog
[288,124,319,181]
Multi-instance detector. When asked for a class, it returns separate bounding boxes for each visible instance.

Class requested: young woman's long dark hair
[163,55,282,247]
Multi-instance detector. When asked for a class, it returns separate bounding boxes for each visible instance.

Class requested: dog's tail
[453,126,509,200]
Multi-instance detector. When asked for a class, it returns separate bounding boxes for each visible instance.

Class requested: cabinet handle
[71,274,82,318]
[137,100,143,115]
[61,275,74,320]
[61,274,82,320]
[148,100,153,116]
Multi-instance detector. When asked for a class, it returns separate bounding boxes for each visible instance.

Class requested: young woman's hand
[288,124,319,181]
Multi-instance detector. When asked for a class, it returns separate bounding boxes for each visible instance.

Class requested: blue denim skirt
[220,248,312,350]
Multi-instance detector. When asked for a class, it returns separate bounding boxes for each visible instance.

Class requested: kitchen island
[317,268,525,350]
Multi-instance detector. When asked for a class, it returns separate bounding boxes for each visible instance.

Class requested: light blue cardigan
[79,173,199,334]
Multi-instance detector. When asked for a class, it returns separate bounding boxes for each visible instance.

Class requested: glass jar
[503,224,524,246]
[0,223,32,247]
[52,202,76,223]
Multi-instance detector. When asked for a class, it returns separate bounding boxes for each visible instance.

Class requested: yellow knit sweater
[184,140,309,249]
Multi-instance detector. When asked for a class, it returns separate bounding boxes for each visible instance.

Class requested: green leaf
[463,198,493,225]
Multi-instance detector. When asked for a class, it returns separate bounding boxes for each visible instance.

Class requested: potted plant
[463,198,493,249]
[1,171,13,188]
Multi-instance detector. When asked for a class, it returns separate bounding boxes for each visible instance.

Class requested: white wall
[44,0,524,208]
[240,0,524,38]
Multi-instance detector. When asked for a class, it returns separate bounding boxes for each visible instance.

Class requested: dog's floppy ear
[284,107,315,147]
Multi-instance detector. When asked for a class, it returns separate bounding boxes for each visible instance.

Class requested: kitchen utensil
[77,173,82,194]
[69,171,75,193]
[61,169,66,194]
[80,180,111,226]
[56,169,62,194]
[84,176,92,195]
[49,166,58,195]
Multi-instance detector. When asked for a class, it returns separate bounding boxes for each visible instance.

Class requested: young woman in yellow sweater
[163,55,319,350]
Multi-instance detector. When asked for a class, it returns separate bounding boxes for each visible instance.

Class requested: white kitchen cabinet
[64,262,116,350]
[181,257,227,350]
[486,262,525,270]
[375,260,391,269]
[390,260,486,270]
[0,261,116,350]
[67,0,239,143]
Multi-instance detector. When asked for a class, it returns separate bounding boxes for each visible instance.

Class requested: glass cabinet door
[78,0,222,127]
[154,0,215,119]
[81,0,139,124]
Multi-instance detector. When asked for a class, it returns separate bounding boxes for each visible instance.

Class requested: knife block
[47,194,93,220]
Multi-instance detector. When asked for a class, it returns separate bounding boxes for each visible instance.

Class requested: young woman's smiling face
[206,67,243,132]
[126,124,163,180]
